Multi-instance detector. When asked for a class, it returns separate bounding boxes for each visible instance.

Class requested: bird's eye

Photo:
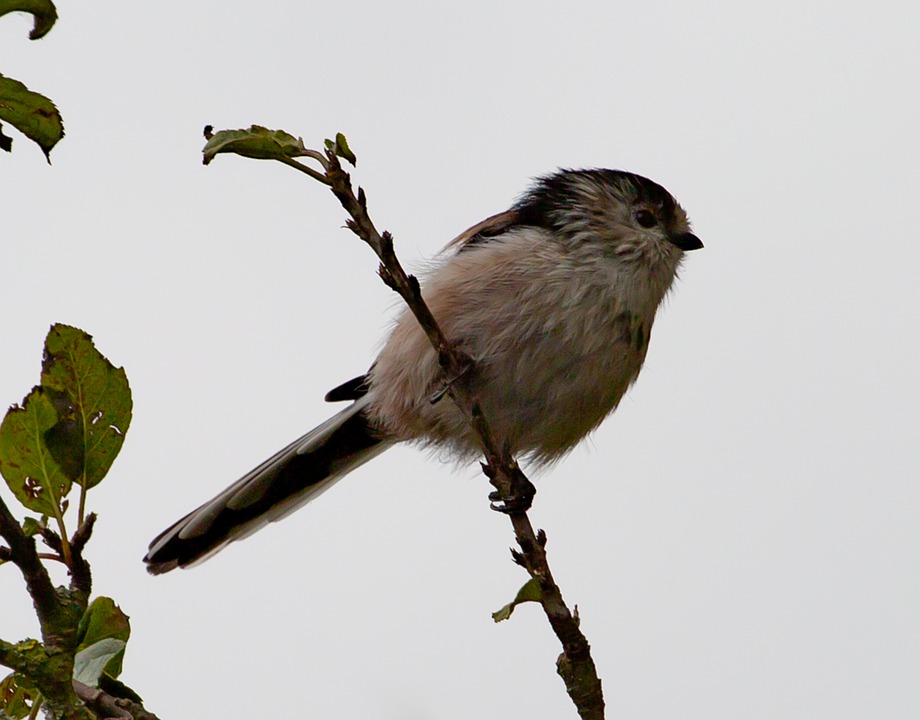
[635,209,658,228]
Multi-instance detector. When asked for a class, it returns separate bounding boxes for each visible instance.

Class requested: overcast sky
[2,2,918,718]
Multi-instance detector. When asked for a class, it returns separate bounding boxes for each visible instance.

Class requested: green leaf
[0,73,63,160]
[41,324,132,490]
[40,387,84,482]
[492,578,543,622]
[0,673,37,720]
[0,386,71,514]
[72,639,126,687]
[76,597,130,679]
[202,125,309,165]
[20,516,44,537]
[77,597,131,649]
[0,0,58,39]
[333,132,356,165]
[73,598,131,689]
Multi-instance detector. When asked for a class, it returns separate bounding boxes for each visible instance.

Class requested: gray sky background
[2,2,918,718]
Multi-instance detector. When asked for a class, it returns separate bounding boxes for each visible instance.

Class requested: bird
[144,168,702,574]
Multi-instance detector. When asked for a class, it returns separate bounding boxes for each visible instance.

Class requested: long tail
[144,396,391,574]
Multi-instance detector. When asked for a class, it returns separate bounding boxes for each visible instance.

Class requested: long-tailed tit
[144,168,702,574]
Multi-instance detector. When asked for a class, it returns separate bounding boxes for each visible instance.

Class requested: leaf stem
[277,156,331,184]
[47,499,72,569]
[28,692,43,720]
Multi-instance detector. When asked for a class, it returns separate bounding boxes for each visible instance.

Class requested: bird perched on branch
[144,168,702,574]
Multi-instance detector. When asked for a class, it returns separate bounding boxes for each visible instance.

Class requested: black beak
[668,232,704,251]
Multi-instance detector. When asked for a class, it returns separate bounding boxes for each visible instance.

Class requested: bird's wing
[442,209,520,252]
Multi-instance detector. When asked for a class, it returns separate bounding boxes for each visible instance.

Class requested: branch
[0,637,26,670]
[0,493,60,631]
[69,513,97,599]
[0,495,96,719]
[309,144,605,719]
[72,680,161,720]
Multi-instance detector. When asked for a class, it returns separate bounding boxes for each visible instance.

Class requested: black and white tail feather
[144,396,390,574]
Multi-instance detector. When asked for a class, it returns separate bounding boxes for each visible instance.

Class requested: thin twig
[302,147,605,719]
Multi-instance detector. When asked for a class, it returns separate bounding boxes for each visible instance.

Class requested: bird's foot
[487,465,536,514]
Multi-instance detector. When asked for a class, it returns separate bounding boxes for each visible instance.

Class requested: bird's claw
[488,471,536,514]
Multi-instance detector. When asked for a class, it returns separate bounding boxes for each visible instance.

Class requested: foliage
[0,325,142,719]
[0,0,64,159]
